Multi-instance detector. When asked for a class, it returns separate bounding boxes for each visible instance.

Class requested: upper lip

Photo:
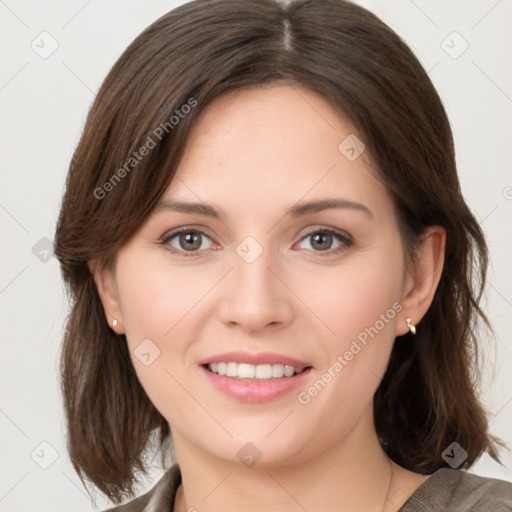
[198,351,312,368]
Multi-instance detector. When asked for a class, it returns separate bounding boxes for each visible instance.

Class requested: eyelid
[298,225,353,242]
[160,224,220,242]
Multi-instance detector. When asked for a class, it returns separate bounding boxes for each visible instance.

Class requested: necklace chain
[381,460,395,512]
[175,460,396,512]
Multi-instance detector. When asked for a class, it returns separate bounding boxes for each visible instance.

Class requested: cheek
[116,254,215,341]
[299,245,404,392]
[113,254,220,415]
[308,247,404,345]
[332,269,400,341]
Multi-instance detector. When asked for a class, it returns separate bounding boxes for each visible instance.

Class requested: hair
[54,0,503,505]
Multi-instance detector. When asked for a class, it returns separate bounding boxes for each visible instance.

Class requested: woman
[54,0,512,510]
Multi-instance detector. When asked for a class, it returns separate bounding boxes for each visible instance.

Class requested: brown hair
[54,0,503,504]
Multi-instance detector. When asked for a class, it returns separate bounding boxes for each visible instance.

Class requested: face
[100,85,414,467]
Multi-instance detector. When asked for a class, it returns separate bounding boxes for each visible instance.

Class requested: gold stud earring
[405,317,416,335]
[112,319,118,327]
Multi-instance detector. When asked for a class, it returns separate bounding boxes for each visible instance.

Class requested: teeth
[207,362,307,379]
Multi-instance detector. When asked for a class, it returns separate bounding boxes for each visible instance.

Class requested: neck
[171,410,422,512]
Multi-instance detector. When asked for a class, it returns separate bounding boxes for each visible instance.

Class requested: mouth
[202,362,313,380]
[198,351,314,402]
[200,362,314,402]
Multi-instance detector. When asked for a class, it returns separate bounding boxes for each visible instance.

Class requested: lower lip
[200,365,314,403]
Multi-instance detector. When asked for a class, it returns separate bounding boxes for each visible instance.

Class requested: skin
[92,84,446,512]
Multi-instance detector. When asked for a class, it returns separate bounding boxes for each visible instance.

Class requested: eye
[161,228,215,256]
[295,228,353,255]
[160,226,353,258]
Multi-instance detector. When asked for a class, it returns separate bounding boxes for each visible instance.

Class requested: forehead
[164,85,393,219]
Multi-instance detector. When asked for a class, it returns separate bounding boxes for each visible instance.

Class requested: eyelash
[160,226,354,258]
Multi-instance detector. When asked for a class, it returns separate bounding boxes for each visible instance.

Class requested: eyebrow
[154,198,373,219]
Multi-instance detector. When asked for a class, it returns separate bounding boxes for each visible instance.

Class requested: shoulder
[400,468,512,511]
[102,463,182,512]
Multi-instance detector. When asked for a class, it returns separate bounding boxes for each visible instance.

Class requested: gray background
[1,0,511,510]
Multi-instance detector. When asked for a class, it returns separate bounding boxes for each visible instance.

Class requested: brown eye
[178,231,202,251]
[296,228,353,255]
[162,229,215,256]
[310,232,334,251]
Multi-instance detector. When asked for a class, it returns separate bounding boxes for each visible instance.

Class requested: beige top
[103,463,512,511]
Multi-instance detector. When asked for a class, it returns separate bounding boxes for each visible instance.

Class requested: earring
[112,319,118,327]
[405,317,416,335]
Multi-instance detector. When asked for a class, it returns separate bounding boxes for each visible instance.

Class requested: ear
[88,258,124,334]
[396,225,446,336]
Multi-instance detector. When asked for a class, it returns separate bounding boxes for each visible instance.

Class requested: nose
[218,247,294,334]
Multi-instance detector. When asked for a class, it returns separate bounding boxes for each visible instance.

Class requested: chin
[205,429,317,469]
